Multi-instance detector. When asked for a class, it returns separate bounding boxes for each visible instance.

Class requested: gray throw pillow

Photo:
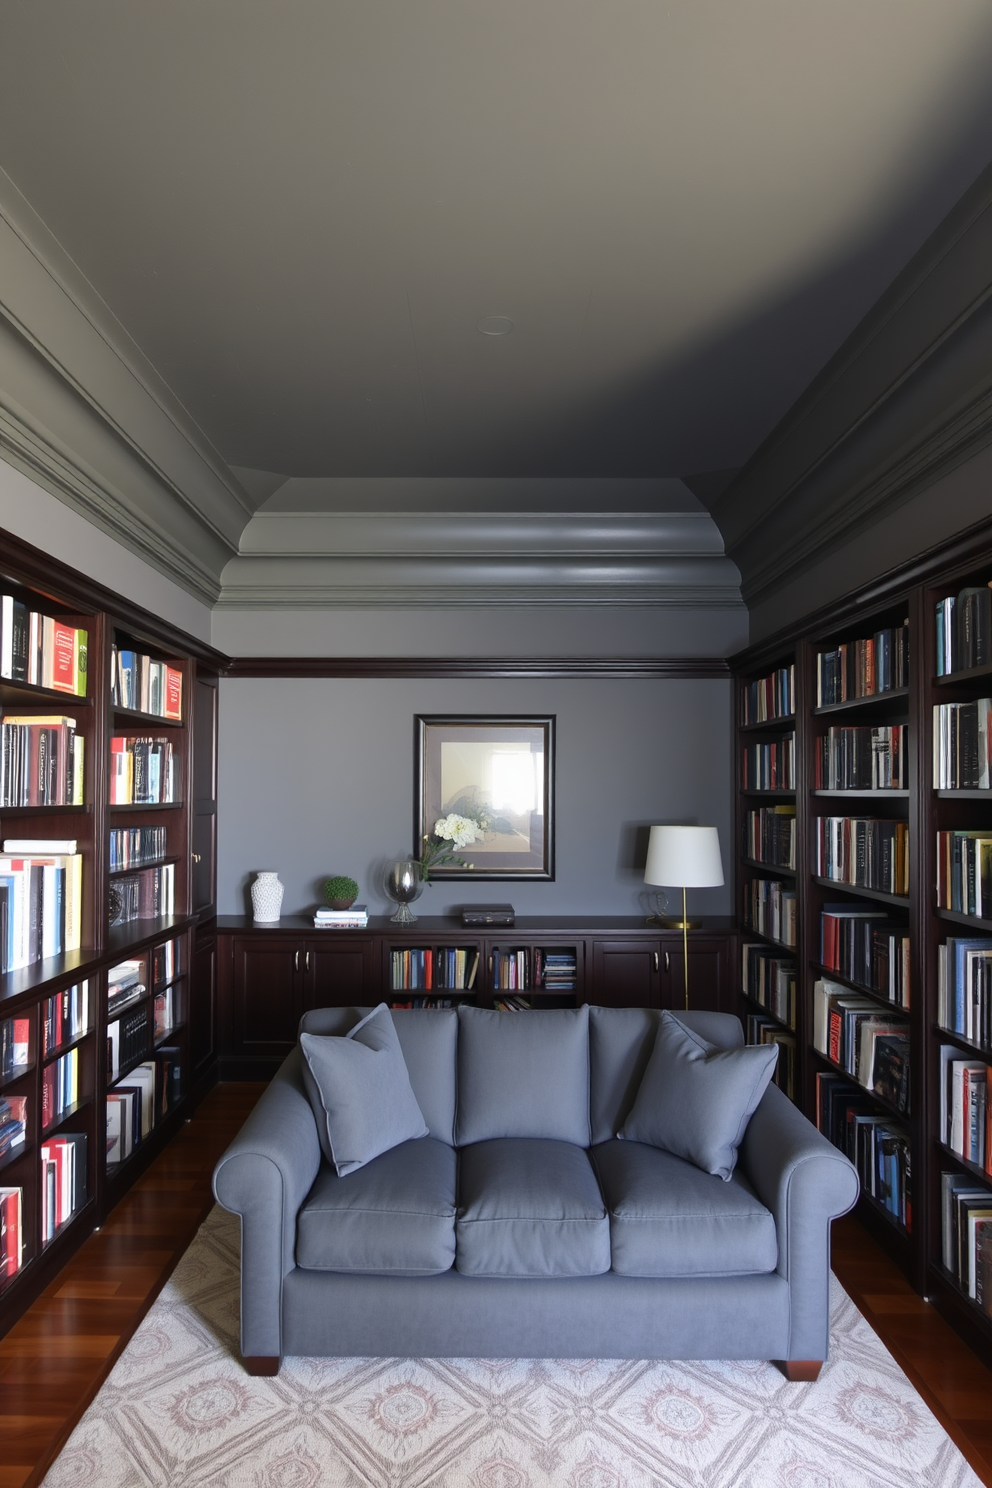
[618,1011,777,1181]
[300,1003,429,1176]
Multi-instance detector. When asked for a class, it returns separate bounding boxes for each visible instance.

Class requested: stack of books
[0,1095,26,1157]
[0,596,88,695]
[314,903,369,929]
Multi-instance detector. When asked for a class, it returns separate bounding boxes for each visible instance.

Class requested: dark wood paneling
[590,941,663,1007]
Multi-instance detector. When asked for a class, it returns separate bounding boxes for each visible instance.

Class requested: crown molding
[223,656,731,680]
[0,172,257,601]
[714,162,992,604]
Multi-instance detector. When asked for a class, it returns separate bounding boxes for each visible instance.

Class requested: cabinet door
[589,940,662,1007]
[306,939,375,1010]
[231,939,302,1057]
[190,927,217,1078]
[660,936,734,1014]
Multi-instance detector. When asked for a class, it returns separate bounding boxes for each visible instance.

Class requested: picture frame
[415,715,555,880]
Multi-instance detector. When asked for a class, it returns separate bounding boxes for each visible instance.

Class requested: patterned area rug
[43,1206,980,1488]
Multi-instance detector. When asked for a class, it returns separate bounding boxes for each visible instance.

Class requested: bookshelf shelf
[934,1024,992,1059]
[810,1048,909,1122]
[813,687,909,716]
[742,858,796,876]
[810,963,905,1012]
[935,907,992,933]
[811,878,909,909]
[812,789,910,798]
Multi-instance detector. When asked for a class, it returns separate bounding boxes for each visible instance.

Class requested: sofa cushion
[300,1004,429,1176]
[456,1138,610,1277]
[456,1004,591,1145]
[296,1137,456,1274]
[619,1011,777,1180]
[592,1139,778,1278]
[300,1006,457,1144]
[589,1006,745,1145]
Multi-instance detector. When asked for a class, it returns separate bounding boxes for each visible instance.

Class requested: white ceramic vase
[251,870,284,922]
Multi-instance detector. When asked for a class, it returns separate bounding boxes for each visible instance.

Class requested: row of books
[814,725,906,791]
[814,816,909,897]
[107,959,145,1015]
[746,1016,795,1098]
[743,805,796,869]
[942,1172,992,1313]
[152,939,179,988]
[936,830,992,919]
[108,863,176,927]
[40,1132,87,1243]
[743,878,796,947]
[936,584,992,676]
[536,950,577,990]
[389,947,480,991]
[741,943,796,1028]
[813,979,910,1113]
[110,646,182,719]
[0,716,83,806]
[109,736,177,804]
[938,938,992,1047]
[106,1049,182,1166]
[41,1046,80,1130]
[940,1050,992,1170]
[0,1187,23,1280]
[740,734,795,791]
[107,1004,149,1081]
[820,904,910,1008]
[494,996,533,1011]
[740,664,794,726]
[389,998,456,1009]
[153,984,177,1041]
[0,597,87,696]
[816,1071,911,1230]
[492,948,530,992]
[933,699,992,790]
[0,853,83,971]
[41,981,90,1057]
[0,1015,29,1081]
[0,1095,26,1158]
[815,623,909,706]
[109,825,167,873]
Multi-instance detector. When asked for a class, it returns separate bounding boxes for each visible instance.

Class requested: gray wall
[217,675,734,919]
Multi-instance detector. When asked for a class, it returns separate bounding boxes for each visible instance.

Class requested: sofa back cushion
[589,1005,745,1144]
[455,1004,591,1146]
[300,1006,457,1145]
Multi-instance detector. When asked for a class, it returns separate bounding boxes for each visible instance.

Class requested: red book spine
[50,624,77,694]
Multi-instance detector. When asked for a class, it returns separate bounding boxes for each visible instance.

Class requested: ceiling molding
[0,174,258,599]
[223,656,731,680]
[713,161,992,602]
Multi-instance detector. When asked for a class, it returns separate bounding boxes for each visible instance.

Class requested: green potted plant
[323,874,359,910]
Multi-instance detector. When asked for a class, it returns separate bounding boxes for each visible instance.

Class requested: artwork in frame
[415,715,555,880]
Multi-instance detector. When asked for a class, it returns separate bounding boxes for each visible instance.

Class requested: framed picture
[415,715,555,879]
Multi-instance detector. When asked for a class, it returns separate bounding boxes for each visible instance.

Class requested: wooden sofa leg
[775,1360,823,1382]
[243,1355,281,1376]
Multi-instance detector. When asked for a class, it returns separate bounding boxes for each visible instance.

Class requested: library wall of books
[0,529,220,1329]
[734,538,992,1361]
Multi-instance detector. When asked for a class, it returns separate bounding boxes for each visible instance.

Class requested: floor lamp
[644,825,725,1009]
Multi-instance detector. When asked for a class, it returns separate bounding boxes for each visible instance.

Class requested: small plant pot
[326,897,356,910]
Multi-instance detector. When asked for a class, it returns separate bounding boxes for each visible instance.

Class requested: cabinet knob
[192,853,202,864]
[653,951,659,973]
[305,951,311,973]
[664,951,670,974]
[294,950,300,973]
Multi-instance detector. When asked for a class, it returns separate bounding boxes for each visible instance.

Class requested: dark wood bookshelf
[0,525,221,1345]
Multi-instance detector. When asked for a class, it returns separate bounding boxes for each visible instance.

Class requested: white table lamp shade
[644,825,724,888]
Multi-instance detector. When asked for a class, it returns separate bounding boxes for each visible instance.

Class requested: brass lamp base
[657,916,700,930]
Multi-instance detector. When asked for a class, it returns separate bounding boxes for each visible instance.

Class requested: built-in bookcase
[733,515,992,1367]
[0,527,222,1341]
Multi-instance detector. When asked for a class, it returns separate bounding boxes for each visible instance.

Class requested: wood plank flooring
[2,1083,992,1488]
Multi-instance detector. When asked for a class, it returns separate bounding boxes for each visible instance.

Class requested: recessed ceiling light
[477,315,514,336]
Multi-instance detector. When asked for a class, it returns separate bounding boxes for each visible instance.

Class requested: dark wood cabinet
[216,916,736,1075]
[590,940,662,1007]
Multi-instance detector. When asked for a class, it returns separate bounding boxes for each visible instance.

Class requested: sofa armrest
[739,1082,860,1362]
[212,1049,322,1359]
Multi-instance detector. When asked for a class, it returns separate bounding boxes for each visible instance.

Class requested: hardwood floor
[2,1083,992,1488]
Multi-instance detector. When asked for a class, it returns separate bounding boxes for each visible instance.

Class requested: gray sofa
[213,1003,859,1379]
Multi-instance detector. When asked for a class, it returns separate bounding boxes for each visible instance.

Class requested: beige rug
[42,1206,981,1488]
